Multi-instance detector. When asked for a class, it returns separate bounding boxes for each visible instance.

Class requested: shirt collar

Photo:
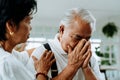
[51,33,67,55]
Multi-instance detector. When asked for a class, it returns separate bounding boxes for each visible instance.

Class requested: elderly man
[27,8,102,80]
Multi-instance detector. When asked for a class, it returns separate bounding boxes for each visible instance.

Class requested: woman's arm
[32,50,55,80]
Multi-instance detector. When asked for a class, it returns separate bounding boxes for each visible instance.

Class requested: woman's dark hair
[0,0,37,41]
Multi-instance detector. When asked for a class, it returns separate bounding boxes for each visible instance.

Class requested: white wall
[30,0,120,39]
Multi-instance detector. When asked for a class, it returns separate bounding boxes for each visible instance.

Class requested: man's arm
[81,47,97,80]
[52,39,92,80]
[28,40,96,80]
[52,65,78,80]
[82,66,97,80]
[87,56,102,80]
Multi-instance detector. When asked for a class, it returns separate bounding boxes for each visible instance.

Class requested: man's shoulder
[33,44,46,53]
[31,44,46,58]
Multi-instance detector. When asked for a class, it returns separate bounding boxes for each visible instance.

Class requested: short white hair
[59,8,96,32]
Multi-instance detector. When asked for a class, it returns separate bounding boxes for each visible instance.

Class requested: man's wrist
[82,64,90,70]
[82,65,91,73]
[67,64,78,73]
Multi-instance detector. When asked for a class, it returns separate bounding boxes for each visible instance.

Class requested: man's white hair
[59,8,96,32]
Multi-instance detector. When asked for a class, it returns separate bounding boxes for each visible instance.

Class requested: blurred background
[15,0,120,80]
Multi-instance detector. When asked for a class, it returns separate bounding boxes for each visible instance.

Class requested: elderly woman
[0,0,55,80]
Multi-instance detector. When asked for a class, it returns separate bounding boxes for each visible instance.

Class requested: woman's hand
[32,50,55,75]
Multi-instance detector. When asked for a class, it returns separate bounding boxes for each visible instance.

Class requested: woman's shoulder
[0,50,19,67]
[0,50,11,63]
[0,53,13,74]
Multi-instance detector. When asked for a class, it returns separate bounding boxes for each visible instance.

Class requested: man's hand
[82,49,92,69]
[82,42,92,69]
[67,39,91,69]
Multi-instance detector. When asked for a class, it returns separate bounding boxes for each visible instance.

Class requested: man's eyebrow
[75,34,82,38]
[73,34,83,39]
[75,34,91,39]
[86,36,91,41]
[87,36,91,39]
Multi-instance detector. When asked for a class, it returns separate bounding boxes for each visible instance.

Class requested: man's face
[59,20,92,53]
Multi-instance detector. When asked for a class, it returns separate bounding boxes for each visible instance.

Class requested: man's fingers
[82,49,92,68]
[74,39,86,53]
[80,41,90,55]
[88,43,91,49]
[68,45,72,53]
[82,49,90,59]
[85,50,92,63]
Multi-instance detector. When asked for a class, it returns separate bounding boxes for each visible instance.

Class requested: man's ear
[59,24,65,34]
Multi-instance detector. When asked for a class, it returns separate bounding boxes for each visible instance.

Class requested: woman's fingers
[32,56,38,62]
[41,50,48,59]
[45,51,52,59]
[41,50,55,61]
[50,59,56,65]
[42,50,55,62]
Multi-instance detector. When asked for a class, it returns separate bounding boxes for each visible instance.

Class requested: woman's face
[12,16,33,44]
